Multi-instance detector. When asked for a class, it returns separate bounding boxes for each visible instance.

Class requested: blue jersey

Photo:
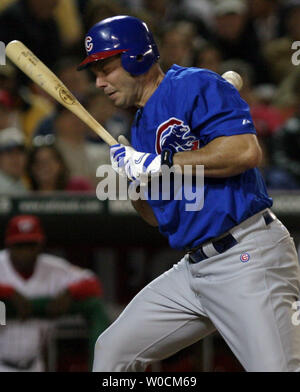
[131,65,272,250]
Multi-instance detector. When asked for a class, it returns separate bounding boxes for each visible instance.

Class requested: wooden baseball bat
[6,40,243,147]
[5,40,117,146]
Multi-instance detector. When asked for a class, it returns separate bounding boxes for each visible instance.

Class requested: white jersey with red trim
[0,250,94,371]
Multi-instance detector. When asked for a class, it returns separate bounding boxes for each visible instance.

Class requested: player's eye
[102,65,115,75]
[102,68,110,75]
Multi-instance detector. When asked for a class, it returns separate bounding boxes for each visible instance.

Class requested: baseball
[222,71,243,91]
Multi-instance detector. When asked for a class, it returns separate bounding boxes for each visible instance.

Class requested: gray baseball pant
[93,209,300,371]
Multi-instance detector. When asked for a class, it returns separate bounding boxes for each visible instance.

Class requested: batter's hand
[118,135,131,146]
[110,144,161,181]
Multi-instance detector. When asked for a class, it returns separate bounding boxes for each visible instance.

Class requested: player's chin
[113,96,129,109]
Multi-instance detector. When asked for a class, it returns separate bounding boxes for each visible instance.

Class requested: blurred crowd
[0,0,300,193]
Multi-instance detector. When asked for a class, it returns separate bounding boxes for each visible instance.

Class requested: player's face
[9,243,41,271]
[92,56,140,109]
[0,147,27,179]
[31,147,62,186]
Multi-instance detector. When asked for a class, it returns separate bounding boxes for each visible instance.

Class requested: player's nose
[95,74,107,89]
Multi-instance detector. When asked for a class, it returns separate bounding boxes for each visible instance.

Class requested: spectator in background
[123,0,176,23]
[0,90,18,130]
[0,63,17,94]
[53,0,83,50]
[53,57,91,102]
[17,82,55,144]
[0,0,83,50]
[220,59,258,105]
[0,84,54,145]
[0,0,15,12]
[220,59,285,136]
[192,41,223,74]
[141,0,172,19]
[266,53,300,189]
[0,215,110,371]
[247,0,280,44]
[176,0,215,39]
[16,56,91,144]
[272,111,300,188]
[257,134,299,190]
[219,58,291,190]
[264,0,300,84]
[84,0,126,30]
[136,0,178,31]
[211,0,270,84]
[0,0,61,71]
[0,0,63,141]
[159,21,197,72]
[85,89,132,144]
[272,68,300,119]
[124,0,211,39]
[251,83,286,137]
[0,128,28,194]
[34,105,110,188]
[0,60,54,144]
[27,142,93,193]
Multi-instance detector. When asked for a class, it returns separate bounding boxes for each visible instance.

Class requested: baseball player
[78,16,300,371]
[0,215,109,371]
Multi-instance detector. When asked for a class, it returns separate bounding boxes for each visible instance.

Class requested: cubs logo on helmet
[155,118,200,154]
[85,36,93,53]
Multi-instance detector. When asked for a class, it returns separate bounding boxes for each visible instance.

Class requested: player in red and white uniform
[0,215,109,372]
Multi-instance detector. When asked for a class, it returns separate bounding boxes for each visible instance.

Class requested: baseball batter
[78,16,300,371]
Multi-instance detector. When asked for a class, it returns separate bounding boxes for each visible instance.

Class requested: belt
[188,210,275,264]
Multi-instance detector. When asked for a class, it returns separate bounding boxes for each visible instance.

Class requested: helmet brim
[77,49,128,71]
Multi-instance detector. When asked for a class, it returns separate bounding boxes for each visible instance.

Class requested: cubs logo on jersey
[155,117,200,154]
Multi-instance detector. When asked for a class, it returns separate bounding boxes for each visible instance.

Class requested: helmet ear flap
[121,48,159,76]
[136,54,144,62]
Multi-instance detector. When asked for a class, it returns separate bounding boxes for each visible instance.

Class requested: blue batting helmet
[77,15,160,75]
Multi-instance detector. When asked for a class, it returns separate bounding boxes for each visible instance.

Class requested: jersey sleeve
[58,262,102,299]
[67,276,103,300]
[0,283,15,299]
[190,72,256,145]
[57,261,94,284]
[42,255,102,299]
